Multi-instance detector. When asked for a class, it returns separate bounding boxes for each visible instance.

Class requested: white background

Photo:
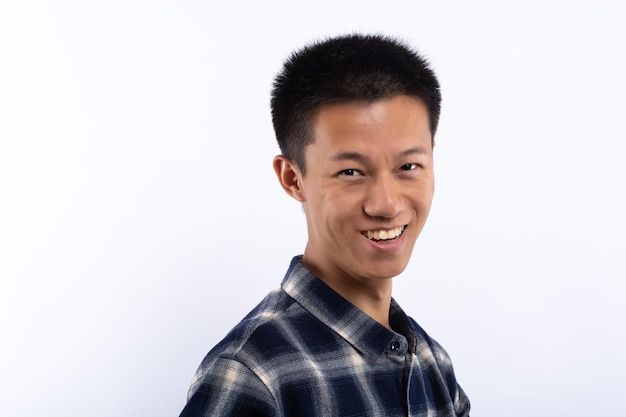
[1,1,625,416]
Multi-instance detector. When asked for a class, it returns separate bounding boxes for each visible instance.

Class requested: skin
[273,95,435,329]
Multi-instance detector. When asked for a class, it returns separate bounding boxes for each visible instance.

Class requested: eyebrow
[330,147,430,162]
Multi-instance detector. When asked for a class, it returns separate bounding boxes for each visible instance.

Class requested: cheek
[411,188,434,212]
[306,193,339,229]
[315,196,359,235]
[316,187,359,212]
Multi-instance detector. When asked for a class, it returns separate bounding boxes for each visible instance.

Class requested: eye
[338,168,364,177]
[400,163,420,171]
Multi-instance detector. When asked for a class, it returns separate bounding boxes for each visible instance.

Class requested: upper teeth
[363,226,404,241]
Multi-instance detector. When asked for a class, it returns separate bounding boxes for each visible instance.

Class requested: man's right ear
[273,155,305,202]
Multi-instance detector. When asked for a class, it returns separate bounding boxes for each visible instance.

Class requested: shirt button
[390,341,401,351]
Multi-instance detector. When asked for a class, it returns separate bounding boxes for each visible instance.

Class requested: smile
[361,225,406,241]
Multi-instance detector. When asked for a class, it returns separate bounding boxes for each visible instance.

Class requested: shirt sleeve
[179,357,278,417]
[432,340,471,417]
[408,318,471,416]
[453,382,471,417]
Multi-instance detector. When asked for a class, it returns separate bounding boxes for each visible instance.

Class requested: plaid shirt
[180,256,470,417]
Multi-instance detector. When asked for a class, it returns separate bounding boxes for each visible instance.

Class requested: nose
[362,174,404,219]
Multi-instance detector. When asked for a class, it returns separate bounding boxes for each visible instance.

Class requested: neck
[347,287,393,329]
[301,257,393,329]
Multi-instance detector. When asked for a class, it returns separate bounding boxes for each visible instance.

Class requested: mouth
[361,225,406,242]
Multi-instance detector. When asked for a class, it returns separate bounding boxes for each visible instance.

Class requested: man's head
[271,33,441,175]
[272,34,441,285]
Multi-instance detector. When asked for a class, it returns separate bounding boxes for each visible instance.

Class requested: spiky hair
[271,33,441,173]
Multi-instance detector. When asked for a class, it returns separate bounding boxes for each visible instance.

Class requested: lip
[360,224,407,239]
[361,224,408,253]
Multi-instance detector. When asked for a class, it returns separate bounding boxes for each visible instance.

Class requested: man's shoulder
[210,288,297,355]
[199,285,328,368]
[188,286,326,398]
[182,289,296,414]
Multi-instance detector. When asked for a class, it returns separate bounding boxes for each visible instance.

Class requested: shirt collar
[281,256,412,359]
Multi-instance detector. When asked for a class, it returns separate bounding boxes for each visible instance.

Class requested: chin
[364,261,409,281]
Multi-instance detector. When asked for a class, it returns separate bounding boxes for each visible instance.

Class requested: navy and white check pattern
[180,256,470,417]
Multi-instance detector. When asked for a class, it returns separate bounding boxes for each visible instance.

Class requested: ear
[273,155,305,202]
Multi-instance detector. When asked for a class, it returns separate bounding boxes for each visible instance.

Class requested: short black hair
[271,33,441,174]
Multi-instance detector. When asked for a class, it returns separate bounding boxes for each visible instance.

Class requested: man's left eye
[400,163,419,171]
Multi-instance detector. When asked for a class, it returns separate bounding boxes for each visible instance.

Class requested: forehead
[308,95,432,154]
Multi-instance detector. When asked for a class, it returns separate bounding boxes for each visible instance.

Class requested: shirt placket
[387,335,411,417]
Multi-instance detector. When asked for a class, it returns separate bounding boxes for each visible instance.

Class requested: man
[179,34,470,417]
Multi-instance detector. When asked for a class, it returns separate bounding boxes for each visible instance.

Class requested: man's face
[297,95,435,285]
